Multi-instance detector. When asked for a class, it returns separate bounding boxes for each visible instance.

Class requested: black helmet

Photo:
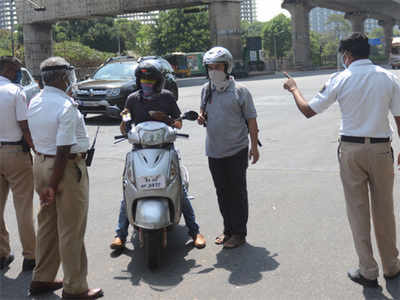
[135,59,165,93]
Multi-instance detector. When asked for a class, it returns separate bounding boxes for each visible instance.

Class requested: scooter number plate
[137,175,166,190]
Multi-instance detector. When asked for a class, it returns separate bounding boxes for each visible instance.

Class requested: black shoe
[384,269,400,280]
[347,269,379,287]
[0,254,14,270]
[22,258,36,271]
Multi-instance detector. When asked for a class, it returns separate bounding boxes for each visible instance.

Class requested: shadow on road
[214,243,279,286]
[113,225,202,291]
[0,270,61,300]
[84,115,120,127]
[385,276,400,300]
[362,286,391,300]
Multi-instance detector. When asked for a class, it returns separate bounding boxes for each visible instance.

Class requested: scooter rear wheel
[143,229,162,269]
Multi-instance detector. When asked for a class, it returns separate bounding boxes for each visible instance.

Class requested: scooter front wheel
[143,229,162,270]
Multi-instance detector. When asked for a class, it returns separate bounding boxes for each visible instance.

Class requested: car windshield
[93,61,138,80]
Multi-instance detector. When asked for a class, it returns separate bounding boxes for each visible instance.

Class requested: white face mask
[208,70,229,92]
[340,52,350,69]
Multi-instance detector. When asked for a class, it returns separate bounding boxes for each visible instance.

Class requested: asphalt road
[3,68,400,300]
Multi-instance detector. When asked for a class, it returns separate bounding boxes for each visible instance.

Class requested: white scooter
[108,107,198,269]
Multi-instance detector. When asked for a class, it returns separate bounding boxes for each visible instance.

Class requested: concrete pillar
[345,12,367,33]
[379,19,395,63]
[282,0,312,69]
[208,0,242,66]
[23,23,53,79]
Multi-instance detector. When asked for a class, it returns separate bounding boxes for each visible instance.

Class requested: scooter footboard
[135,198,171,230]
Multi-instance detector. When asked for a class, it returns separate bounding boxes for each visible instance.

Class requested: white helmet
[203,46,233,74]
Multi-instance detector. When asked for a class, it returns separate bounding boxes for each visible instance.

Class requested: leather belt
[0,141,22,146]
[340,135,390,144]
[37,152,86,159]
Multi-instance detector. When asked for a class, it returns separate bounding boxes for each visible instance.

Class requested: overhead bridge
[16,0,400,74]
[15,0,242,77]
[282,0,400,68]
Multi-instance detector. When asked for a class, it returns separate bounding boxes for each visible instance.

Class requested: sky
[257,0,289,22]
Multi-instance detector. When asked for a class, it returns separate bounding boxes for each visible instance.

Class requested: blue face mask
[12,70,22,84]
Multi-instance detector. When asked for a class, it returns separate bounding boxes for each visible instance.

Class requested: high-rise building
[309,7,379,34]
[0,0,17,30]
[120,1,258,25]
[241,0,257,23]
[118,11,159,25]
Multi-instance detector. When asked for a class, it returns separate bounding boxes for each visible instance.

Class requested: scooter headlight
[140,128,165,146]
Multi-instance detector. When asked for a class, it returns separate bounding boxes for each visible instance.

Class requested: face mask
[12,70,21,84]
[141,79,156,99]
[340,53,349,69]
[208,70,229,92]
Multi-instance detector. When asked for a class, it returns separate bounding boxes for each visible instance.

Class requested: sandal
[215,234,230,245]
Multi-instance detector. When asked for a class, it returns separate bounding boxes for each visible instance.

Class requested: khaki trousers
[338,140,400,280]
[32,154,89,294]
[0,145,35,259]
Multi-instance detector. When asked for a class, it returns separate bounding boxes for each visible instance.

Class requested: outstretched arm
[283,72,317,119]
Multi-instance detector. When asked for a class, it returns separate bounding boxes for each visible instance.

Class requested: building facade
[241,0,257,23]
[0,0,17,30]
[118,11,159,25]
[309,7,379,34]
[119,0,258,24]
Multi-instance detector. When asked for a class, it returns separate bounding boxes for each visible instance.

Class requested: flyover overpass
[15,0,242,77]
[15,0,400,74]
[282,0,400,68]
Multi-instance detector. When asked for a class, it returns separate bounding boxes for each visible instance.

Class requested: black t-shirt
[124,89,181,125]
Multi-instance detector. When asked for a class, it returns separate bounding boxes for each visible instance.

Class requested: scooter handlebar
[176,133,189,138]
[114,134,127,140]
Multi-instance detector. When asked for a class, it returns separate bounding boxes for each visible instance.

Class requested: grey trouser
[338,140,400,279]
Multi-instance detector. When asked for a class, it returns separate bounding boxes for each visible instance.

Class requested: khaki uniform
[309,59,400,279]
[32,154,89,293]
[0,75,35,260]
[0,145,35,259]
[28,86,90,294]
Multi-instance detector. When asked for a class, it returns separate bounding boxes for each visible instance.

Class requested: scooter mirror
[183,110,199,121]
[106,106,122,119]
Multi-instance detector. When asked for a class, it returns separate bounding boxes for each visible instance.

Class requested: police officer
[0,56,36,271]
[27,57,103,299]
[198,47,259,249]
[283,33,400,287]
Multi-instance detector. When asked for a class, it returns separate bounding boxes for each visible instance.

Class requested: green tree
[310,31,324,66]
[241,21,266,46]
[262,13,292,59]
[150,8,210,55]
[326,14,351,40]
[135,24,154,56]
[53,41,113,67]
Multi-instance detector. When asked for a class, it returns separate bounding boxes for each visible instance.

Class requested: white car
[20,67,40,104]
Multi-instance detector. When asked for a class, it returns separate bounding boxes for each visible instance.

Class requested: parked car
[73,56,179,117]
[20,67,40,104]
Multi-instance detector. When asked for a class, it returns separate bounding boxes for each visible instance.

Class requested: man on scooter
[110,59,206,250]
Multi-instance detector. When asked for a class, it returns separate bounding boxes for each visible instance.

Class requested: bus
[390,37,400,69]
[164,52,191,77]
